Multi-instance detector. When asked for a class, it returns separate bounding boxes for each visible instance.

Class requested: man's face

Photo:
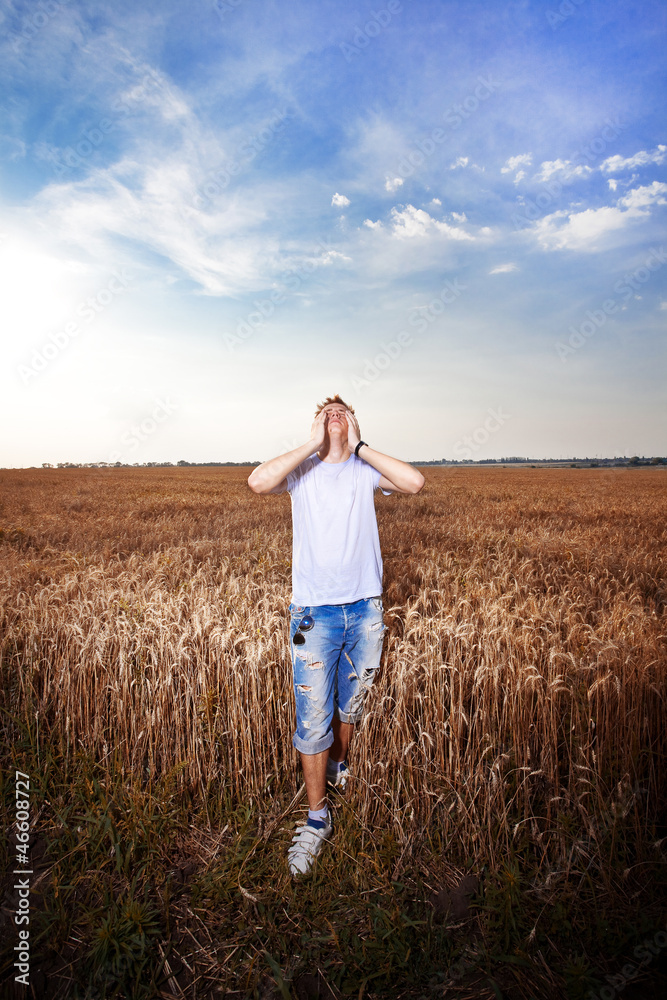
[321,403,349,436]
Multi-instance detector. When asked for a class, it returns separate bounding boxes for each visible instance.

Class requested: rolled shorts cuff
[334,706,361,725]
[292,730,334,755]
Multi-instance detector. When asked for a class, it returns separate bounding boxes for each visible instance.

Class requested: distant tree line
[31,456,667,470]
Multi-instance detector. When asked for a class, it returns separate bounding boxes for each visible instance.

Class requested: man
[247,395,424,875]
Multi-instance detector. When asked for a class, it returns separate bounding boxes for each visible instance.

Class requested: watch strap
[354,441,367,457]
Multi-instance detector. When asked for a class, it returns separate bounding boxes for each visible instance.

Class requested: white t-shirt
[287,453,392,606]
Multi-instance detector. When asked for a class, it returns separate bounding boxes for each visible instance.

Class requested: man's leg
[330,717,353,763]
[289,746,333,876]
[300,748,328,811]
[290,605,338,772]
[288,604,341,874]
[334,598,386,771]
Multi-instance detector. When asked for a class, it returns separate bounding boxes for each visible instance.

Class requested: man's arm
[346,410,425,495]
[365,447,425,494]
[247,411,327,495]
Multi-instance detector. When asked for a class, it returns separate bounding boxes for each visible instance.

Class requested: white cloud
[13,54,344,299]
[489,263,518,274]
[618,180,667,211]
[534,159,593,182]
[390,204,474,241]
[660,301,667,311]
[390,206,432,238]
[385,176,404,193]
[533,182,667,251]
[600,145,667,173]
[450,156,469,169]
[608,178,618,191]
[363,218,382,229]
[10,49,291,298]
[535,207,630,251]
[534,158,567,181]
[502,153,534,185]
[501,153,532,174]
[29,152,285,296]
[451,211,467,222]
[331,192,350,207]
[320,249,352,264]
[430,198,442,206]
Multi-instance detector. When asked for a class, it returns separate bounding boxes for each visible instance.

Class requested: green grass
[2,724,666,999]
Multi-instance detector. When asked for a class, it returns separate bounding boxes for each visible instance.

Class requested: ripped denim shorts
[289,597,386,755]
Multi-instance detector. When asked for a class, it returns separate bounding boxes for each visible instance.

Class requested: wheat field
[1,464,666,997]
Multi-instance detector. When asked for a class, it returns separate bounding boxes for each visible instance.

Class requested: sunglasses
[293,615,314,645]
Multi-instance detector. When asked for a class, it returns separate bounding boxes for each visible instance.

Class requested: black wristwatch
[354,441,368,457]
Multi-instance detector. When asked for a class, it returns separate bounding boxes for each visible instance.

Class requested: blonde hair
[314,394,355,416]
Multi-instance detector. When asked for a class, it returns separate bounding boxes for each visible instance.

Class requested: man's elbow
[409,471,425,494]
[247,471,265,494]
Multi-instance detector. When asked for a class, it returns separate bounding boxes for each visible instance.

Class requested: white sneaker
[287,816,333,876]
[326,761,350,791]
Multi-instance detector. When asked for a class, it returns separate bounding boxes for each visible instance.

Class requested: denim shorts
[289,597,386,755]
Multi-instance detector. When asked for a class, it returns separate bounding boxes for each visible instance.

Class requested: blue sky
[1,0,665,465]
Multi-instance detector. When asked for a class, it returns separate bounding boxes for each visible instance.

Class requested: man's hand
[310,409,328,449]
[345,409,361,451]
[248,410,328,495]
